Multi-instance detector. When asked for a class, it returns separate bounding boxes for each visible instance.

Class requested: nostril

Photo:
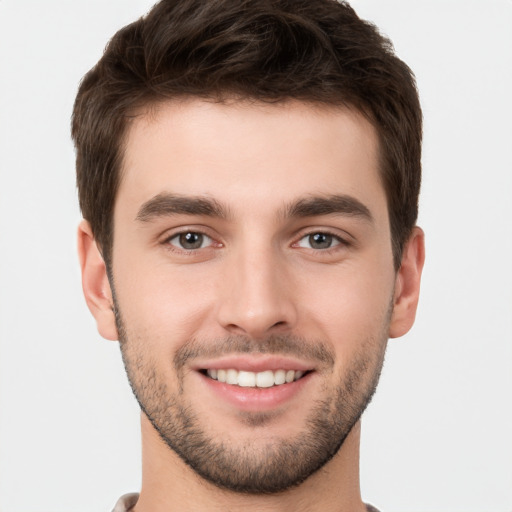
[271,320,290,330]
[225,323,248,336]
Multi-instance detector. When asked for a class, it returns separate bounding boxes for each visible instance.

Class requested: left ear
[389,226,425,338]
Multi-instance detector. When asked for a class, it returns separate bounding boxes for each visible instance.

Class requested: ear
[389,226,425,338]
[77,220,118,341]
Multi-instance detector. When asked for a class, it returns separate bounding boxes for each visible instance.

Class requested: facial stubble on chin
[113,297,390,495]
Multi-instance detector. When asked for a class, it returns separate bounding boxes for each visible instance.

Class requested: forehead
[118,98,387,222]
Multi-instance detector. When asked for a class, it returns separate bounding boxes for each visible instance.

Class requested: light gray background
[0,1,511,511]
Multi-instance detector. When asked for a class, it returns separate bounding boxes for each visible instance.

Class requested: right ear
[77,220,118,341]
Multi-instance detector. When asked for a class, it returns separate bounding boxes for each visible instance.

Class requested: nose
[216,245,298,339]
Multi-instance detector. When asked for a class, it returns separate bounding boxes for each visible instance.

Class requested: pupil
[310,233,332,249]
[180,232,203,249]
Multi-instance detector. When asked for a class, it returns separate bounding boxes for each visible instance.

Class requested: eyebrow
[282,194,373,223]
[135,192,373,224]
[136,193,230,222]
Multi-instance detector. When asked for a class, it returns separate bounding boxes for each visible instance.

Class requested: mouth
[195,358,316,411]
[201,368,310,388]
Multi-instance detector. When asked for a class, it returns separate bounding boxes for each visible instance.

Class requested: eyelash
[162,230,220,255]
[161,228,350,255]
[293,231,350,253]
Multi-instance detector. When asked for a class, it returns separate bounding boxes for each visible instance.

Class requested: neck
[134,414,366,512]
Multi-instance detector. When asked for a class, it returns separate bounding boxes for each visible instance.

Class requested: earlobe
[77,220,119,341]
[389,226,425,339]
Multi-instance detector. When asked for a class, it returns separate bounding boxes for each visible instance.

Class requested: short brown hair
[72,0,422,269]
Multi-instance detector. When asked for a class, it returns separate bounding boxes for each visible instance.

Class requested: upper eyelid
[294,233,348,250]
[162,231,219,255]
[158,226,353,247]
[164,232,218,252]
[160,225,218,241]
[167,232,213,243]
[293,227,353,244]
[299,231,343,241]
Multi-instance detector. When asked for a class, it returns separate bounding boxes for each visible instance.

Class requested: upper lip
[191,355,315,373]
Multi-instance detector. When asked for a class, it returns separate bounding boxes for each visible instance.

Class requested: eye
[296,232,342,250]
[167,231,213,250]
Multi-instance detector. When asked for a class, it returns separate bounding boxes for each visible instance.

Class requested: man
[72,0,424,510]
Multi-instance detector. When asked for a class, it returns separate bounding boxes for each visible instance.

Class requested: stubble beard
[114,301,389,495]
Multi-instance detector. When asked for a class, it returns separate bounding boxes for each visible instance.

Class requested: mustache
[173,334,335,370]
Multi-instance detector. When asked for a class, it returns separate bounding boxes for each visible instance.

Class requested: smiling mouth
[202,368,310,388]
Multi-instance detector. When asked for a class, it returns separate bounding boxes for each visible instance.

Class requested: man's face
[109,99,397,492]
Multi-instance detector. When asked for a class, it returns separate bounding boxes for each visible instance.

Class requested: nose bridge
[217,235,296,338]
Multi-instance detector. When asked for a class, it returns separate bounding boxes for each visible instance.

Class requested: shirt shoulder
[111,493,139,512]
[112,493,380,511]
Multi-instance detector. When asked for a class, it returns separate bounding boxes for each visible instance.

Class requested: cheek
[298,259,395,344]
[305,269,392,394]
[112,256,219,342]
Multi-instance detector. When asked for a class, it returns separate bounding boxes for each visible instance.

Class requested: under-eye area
[200,368,312,388]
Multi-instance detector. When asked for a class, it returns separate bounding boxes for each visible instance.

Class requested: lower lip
[199,372,313,411]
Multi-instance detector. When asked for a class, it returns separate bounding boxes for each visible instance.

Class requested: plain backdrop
[0,1,511,511]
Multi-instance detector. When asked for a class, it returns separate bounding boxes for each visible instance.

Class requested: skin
[78,99,424,512]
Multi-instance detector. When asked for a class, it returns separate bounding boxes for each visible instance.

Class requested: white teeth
[238,371,256,387]
[274,369,286,385]
[205,368,307,387]
[226,369,238,385]
[256,370,274,388]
